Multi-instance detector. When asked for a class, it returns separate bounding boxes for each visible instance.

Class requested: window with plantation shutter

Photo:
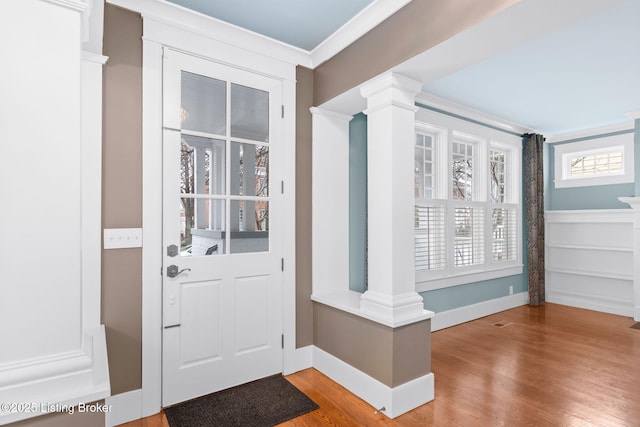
[414,115,522,292]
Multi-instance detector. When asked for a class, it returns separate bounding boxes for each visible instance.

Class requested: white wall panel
[545,210,634,317]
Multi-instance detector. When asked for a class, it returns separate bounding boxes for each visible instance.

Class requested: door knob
[167,265,191,278]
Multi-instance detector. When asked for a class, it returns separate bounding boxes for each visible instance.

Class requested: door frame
[140,16,298,417]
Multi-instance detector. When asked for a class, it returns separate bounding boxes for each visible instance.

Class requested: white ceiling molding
[546,121,636,144]
[415,92,536,136]
[108,0,312,67]
[107,0,410,69]
[625,110,640,120]
[309,0,411,67]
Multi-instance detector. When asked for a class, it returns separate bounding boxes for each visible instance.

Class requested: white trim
[109,0,410,69]
[617,197,640,321]
[417,266,524,292]
[431,292,528,332]
[281,75,299,379]
[141,38,164,418]
[0,326,110,425]
[309,107,353,122]
[105,389,142,427]
[311,291,434,328]
[546,243,632,253]
[80,55,105,329]
[108,0,310,68]
[41,0,87,12]
[285,346,313,376]
[547,121,636,143]
[312,347,434,419]
[547,289,634,318]
[144,19,295,82]
[546,267,632,282]
[309,0,411,67]
[545,209,634,223]
[81,51,109,64]
[416,92,536,136]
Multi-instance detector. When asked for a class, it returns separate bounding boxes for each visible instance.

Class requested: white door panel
[161,49,283,406]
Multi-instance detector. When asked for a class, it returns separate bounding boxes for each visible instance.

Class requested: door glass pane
[181,71,226,135]
[230,200,269,254]
[230,83,269,142]
[181,135,226,195]
[230,142,269,197]
[180,197,225,256]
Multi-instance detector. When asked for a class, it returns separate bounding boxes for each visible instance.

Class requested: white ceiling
[162,0,640,137]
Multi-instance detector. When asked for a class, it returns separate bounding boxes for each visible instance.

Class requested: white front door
[161,49,283,406]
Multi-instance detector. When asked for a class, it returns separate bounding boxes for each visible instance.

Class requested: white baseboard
[284,345,313,375]
[312,347,433,419]
[105,389,142,427]
[0,326,110,425]
[635,306,640,322]
[431,292,528,332]
[547,291,634,318]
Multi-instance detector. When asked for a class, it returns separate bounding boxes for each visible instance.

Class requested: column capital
[360,72,422,115]
[309,107,353,122]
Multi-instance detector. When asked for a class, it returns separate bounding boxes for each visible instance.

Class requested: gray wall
[314,303,430,387]
[102,3,143,396]
[295,66,315,347]
[313,0,518,105]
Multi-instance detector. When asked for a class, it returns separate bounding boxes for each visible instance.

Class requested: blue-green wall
[347,111,640,313]
[421,274,526,312]
[545,129,636,210]
[347,107,528,312]
[349,113,368,292]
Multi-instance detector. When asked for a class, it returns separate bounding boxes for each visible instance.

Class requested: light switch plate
[104,228,143,249]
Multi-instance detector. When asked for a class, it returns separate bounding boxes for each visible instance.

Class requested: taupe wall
[295,66,315,347]
[10,404,104,427]
[314,0,518,105]
[314,303,430,387]
[102,4,143,395]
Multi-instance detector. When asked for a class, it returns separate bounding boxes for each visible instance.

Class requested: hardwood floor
[120,303,640,426]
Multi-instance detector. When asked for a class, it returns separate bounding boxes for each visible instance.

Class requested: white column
[359,72,427,326]
[619,197,640,321]
[310,107,352,296]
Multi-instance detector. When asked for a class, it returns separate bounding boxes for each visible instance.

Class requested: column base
[360,290,431,327]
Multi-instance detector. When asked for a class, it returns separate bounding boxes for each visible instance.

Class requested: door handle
[167,265,191,278]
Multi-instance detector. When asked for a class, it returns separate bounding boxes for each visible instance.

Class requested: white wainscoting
[545,210,634,317]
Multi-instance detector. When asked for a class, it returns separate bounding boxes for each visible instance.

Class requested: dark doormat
[164,375,319,427]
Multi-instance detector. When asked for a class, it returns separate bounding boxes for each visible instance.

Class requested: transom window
[553,132,634,189]
[414,116,522,292]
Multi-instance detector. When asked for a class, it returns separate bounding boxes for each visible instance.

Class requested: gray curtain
[523,133,545,306]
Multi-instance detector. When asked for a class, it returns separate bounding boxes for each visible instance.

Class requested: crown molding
[415,92,536,136]
[309,0,411,67]
[108,0,411,69]
[108,0,312,67]
[546,121,635,144]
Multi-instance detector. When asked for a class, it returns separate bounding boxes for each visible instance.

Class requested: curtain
[523,133,545,306]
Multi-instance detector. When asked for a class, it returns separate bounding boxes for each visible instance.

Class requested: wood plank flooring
[120,303,640,426]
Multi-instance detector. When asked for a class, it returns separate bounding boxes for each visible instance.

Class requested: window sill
[416,265,523,292]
